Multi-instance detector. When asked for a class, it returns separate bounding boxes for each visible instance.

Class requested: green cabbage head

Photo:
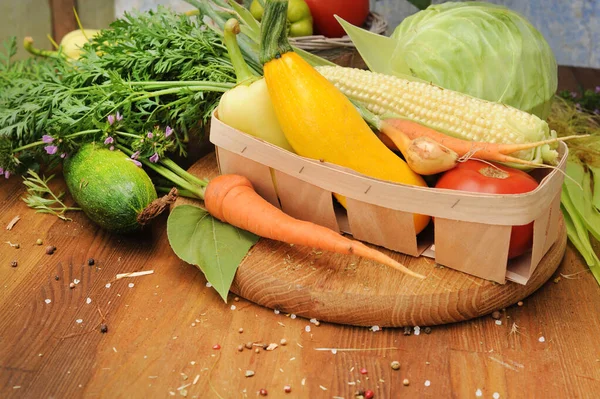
[389,2,557,120]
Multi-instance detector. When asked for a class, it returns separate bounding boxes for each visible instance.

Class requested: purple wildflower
[576,103,582,109]
[104,136,114,145]
[594,109,600,115]
[42,135,54,143]
[127,158,142,167]
[571,91,578,99]
[165,126,173,137]
[45,145,58,155]
[60,153,67,159]
[109,146,115,151]
[116,111,123,122]
[0,167,3,174]
[107,114,115,126]
[596,86,600,94]
[149,152,159,163]
[131,151,140,160]
[4,170,10,179]
[147,131,154,139]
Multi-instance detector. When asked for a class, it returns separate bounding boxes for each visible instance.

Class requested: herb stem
[12,129,101,153]
[156,186,196,198]
[117,145,206,199]
[160,158,209,188]
[115,131,142,139]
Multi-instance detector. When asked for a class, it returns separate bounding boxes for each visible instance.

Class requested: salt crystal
[274,309,280,315]
[305,325,311,333]
[105,283,111,288]
[414,326,420,332]
[476,389,483,397]
[414,329,421,336]
[76,319,83,324]
[495,320,502,326]
[310,318,318,324]
[128,283,134,288]
[371,325,380,332]
[493,393,500,399]
[86,297,92,304]
[230,305,236,310]
[73,279,80,284]
[205,282,212,288]
[424,380,431,387]
[331,349,337,354]
[290,314,296,319]
[539,336,545,343]
[44,299,51,304]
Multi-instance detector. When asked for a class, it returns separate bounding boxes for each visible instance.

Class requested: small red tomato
[304,0,370,38]
[435,160,539,259]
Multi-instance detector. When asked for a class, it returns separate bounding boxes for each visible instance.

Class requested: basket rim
[209,112,567,227]
[289,11,388,50]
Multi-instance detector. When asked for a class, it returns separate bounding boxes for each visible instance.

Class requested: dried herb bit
[10,260,17,267]
[491,311,501,320]
[54,275,60,281]
[45,245,56,255]
[424,327,432,334]
[403,326,412,336]
[100,324,108,333]
[22,170,81,221]
[87,258,95,266]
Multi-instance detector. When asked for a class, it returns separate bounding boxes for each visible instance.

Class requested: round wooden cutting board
[178,153,567,327]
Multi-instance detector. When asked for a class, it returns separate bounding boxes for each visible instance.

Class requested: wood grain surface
[1,64,599,398]
[176,154,566,327]
[1,152,599,399]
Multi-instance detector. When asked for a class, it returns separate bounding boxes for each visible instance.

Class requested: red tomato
[304,0,370,38]
[435,160,539,259]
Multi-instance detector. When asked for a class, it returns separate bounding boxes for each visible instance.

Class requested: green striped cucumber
[64,143,157,233]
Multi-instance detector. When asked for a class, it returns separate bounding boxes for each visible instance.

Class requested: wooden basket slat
[273,170,340,233]
[434,219,512,284]
[345,199,419,256]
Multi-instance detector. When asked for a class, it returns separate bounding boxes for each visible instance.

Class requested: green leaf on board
[167,204,259,302]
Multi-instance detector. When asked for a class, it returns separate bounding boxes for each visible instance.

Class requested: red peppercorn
[283,385,291,393]
[360,367,368,375]
[259,388,268,396]
[212,344,221,350]
[365,389,374,399]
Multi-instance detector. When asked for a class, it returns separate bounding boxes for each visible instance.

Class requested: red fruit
[304,0,370,38]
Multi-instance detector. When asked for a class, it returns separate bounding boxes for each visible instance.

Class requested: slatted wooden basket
[209,113,567,285]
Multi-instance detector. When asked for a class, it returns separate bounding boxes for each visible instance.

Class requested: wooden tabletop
[1,65,600,399]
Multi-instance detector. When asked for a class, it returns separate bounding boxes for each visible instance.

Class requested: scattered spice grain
[10,260,17,267]
[390,361,400,370]
[365,390,374,399]
[69,283,76,289]
[245,370,255,377]
[54,275,60,281]
[100,324,108,333]
[212,344,221,350]
[259,388,268,396]
[283,385,291,393]
[238,328,243,333]
[403,326,412,336]
[424,327,432,334]
[403,379,410,386]
[237,345,244,352]
[36,239,43,246]
[88,258,95,266]
[517,301,524,306]
[491,311,501,320]
[45,246,56,255]
[360,368,368,375]
[245,342,253,350]
[280,338,287,346]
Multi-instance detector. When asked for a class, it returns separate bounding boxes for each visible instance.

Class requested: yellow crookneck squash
[259,0,430,234]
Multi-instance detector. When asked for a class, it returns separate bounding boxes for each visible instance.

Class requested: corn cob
[316,65,559,165]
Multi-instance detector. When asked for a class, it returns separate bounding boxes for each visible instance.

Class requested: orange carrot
[204,174,425,279]
[380,119,584,168]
